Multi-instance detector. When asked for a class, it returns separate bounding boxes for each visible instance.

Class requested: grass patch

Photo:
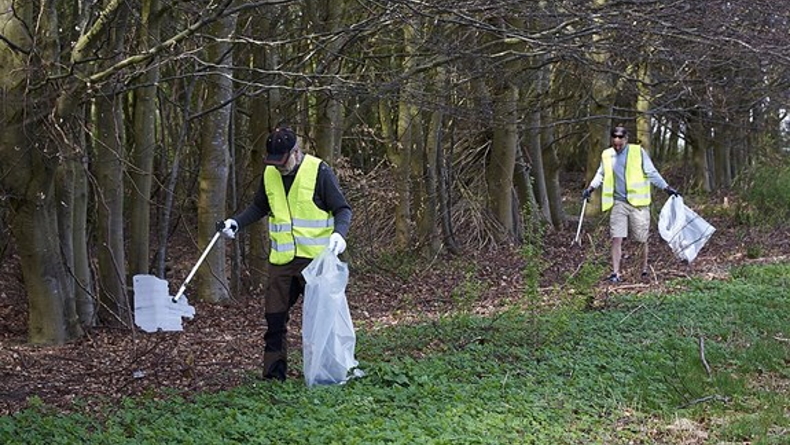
[1,264,789,444]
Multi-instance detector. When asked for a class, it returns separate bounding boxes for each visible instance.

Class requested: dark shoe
[606,273,622,283]
[641,270,649,280]
[263,360,287,382]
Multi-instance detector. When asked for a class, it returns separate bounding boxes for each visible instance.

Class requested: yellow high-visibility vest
[601,145,651,211]
[264,155,334,264]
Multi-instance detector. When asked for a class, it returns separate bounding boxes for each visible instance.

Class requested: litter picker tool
[572,198,587,246]
[171,230,222,303]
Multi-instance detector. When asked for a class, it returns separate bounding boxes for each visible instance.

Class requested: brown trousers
[262,257,311,379]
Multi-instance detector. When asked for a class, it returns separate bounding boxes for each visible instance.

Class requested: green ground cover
[2,263,788,444]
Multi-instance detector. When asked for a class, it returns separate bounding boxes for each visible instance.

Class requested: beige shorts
[610,201,650,242]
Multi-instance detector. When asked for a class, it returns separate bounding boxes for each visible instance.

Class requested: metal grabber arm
[171,230,222,303]
[573,198,587,246]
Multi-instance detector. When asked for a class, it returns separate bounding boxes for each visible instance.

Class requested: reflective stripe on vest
[601,145,651,212]
[264,155,334,264]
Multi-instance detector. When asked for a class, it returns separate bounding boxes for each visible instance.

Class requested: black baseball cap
[264,127,297,165]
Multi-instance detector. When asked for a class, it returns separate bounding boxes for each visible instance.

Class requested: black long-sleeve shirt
[232,160,352,237]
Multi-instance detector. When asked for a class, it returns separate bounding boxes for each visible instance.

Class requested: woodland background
[1,0,790,347]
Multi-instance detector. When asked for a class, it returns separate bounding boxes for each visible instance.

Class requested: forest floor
[2,195,789,416]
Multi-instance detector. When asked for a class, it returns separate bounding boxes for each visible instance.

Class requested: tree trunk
[542,118,566,229]
[394,94,416,249]
[585,3,615,217]
[636,63,652,152]
[383,25,418,250]
[713,123,732,188]
[59,112,95,328]
[688,117,712,192]
[422,92,443,256]
[513,145,539,229]
[70,124,95,328]
[92,93,130,326]
[487,82,519,243]
[526,109,550,221]
[0,0,90,343]
[129,0,161,276]
[438,116,459,254]
[310,0,345,163]
[1,103,81,343]
[155,77,195,278]
[196,12,236,304]
[89,1,131,327]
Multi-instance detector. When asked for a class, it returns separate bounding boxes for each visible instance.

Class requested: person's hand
[327,233,347,255]
[581,187,593,201]
[216,219,238,239]
[664,186,680,197]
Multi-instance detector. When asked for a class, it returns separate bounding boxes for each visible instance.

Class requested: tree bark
[487,82,519,243]
[713,122,732,189]
[92,93,130,326]
[635,63,652,153]
[526,109,550,222]
[420,66,449,256]
[310,0,346,164]
[0,0,85,343]
[129,0,162,276]
[196,12,236,304]
[688,115,712,192]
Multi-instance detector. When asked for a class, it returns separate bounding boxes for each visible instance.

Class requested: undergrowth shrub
[735,156,790,225]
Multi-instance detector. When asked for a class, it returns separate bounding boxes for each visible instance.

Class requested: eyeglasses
[611,134,625,139]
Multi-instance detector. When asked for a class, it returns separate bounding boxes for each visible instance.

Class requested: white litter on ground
[133,274,195,333]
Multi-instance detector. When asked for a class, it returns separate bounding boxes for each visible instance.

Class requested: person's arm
[232,179,271,230]
[641,148,669,190]
[315,163,352,237]
[588,162,605,190]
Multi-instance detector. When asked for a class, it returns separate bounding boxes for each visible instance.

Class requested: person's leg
[262,258,310,380]
[262,264,292,380]
[630,205,651,277]
[611,237,623,277]
[609,202,629,280]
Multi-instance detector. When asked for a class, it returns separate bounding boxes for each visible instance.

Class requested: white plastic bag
[133,274,195,332]
[658,195,716,263]
[301,249,360,387]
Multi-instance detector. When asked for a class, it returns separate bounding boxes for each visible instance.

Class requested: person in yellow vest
[581,126,679,283]
[218,126,352,381]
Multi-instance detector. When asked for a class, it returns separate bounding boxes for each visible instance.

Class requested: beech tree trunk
[92,92,130,326]
[129,0,162,276]
[487,82,519,243]
[0,0,84,344]
[196,12,236,304]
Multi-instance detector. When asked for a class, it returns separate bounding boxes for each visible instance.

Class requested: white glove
[327,233,346,255]
[218,219,238,239]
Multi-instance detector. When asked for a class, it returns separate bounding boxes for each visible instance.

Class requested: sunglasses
[611,134,625,139]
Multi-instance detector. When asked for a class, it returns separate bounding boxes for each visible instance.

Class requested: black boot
[263,360,287,382]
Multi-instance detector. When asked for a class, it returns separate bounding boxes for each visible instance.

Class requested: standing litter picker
[572,198,587,246]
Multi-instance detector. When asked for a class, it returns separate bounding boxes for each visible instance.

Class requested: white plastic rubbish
[658,195,716,263]
[301,249,361,387]
[133,274,195,332]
